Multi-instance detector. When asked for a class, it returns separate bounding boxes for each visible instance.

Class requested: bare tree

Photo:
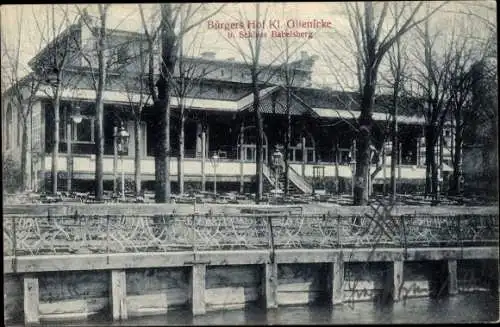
[75,5,113,201]
[269,4,312,197]
[148,3,224,203]
[342,1,445,205]
[221,3,307,202]
[31,5,81,195]
[118,35,151,197]
[172,21,217,196]
[1,6,43,191]
[409,8,483,200]
[448,34,494,195]
[381,5,410,202]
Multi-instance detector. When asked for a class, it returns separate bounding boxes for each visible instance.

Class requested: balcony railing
[3,212,498,256]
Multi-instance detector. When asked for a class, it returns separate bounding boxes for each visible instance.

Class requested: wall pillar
[448,260,458,296]
[110,270,127,320]
[23,274,39,325]
[113,126,118,195]
[262,262,278,309]
[393,260,404,301]
[331,255,344,305]
[191,264,206,315]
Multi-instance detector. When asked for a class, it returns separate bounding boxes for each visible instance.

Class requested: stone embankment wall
[4,259,498,324]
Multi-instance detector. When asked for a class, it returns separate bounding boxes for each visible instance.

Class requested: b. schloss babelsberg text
[207,19,333,39]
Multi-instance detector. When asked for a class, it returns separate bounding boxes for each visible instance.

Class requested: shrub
[3,155,22,194]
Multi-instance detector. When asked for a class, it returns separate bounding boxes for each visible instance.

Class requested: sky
[1,2,496,93]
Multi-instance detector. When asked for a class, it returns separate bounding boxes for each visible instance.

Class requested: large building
[2,17,454,195]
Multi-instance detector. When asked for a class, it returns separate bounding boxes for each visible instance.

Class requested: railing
[3,212,498,256]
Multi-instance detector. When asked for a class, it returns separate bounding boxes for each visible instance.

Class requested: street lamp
[210,151,220,199]
[66,104,83,193]
[272,146,283,202]
[115,123,130,202]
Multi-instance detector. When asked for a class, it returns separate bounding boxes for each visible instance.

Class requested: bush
[3,155,22,194]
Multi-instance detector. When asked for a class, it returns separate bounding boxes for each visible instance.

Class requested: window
[117,45,129,64]
[72,116,94,143]
[221,69,224,76]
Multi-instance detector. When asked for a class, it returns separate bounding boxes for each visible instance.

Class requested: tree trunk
[353,80,374,205]
[284,88,291,196]
[334,140,340,194]
[252,72,264,203]
[134,118,141,196]
[51,93,61,195]
[431,146,438,200]
[156,3,176,203]
[390,98,398,202]
[424,124,434,196]
[424,123,439,199]
[94,10,107,201]
[155,99,172,202]
[21,117,29,191]
[178,109,185,195]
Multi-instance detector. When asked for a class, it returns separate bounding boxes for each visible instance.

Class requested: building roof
[10,19,427,125]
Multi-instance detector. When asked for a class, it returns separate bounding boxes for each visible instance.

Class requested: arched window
[6,103,12,149]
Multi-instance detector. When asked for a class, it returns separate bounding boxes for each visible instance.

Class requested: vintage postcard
[2,2,498,325]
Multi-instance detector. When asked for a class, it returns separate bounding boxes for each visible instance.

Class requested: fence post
[337,212,342,248]
[457,215,463,259]
[400,215,407,260]
[106,215,110,262]
[263,213,278,309]
[12,216,17,273]
[192,213,196,254]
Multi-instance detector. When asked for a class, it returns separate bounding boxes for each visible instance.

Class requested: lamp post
[115,123,130,202]
[351,140,357,199]
[45,68,61,195]
[272,146,283,202]
[210,151,220,198]
[66,104,83,193]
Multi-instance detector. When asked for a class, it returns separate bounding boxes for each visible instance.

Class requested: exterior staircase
[263,163,313,195]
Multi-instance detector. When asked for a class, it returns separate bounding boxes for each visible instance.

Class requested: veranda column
[335,141,340,195]
[195,121,202,158]
[301,136,306,176]
[201,131,206,192]
[239,122,245,193]
[66,122,72,193]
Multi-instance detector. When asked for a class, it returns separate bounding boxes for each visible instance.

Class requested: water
[23,292,498,326]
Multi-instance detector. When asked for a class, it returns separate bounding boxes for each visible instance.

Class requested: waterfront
[15,292,497,326]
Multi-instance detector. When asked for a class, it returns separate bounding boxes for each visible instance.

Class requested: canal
[12,292,497,326]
